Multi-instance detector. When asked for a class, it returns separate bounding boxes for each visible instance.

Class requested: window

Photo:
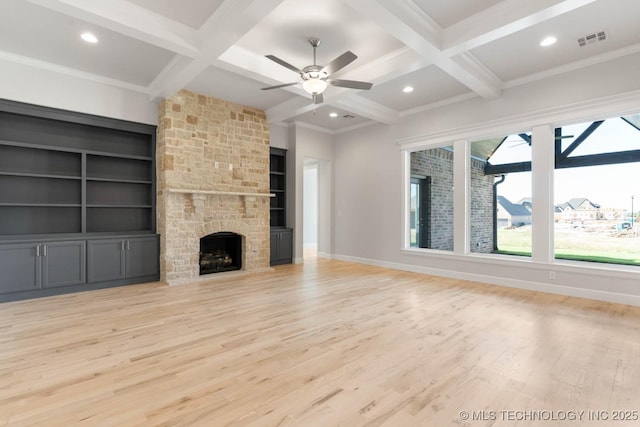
[554,116,640,266]
[409,146,454,251]
[470,134,532,256]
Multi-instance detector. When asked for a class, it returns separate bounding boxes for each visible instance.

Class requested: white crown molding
[396,89,640,149]
[292,121,335,135]
[333,120,377,135]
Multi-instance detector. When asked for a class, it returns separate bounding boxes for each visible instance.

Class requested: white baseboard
[331,253,640,307]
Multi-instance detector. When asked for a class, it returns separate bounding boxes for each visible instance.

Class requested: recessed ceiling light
[403,86,414,93]
[81,32,98,44]
[540,36,557,47]
[329,112,338,118]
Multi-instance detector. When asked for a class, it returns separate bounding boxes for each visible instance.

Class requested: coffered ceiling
[2,0,639,132]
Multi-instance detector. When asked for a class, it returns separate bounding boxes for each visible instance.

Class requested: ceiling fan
[261,37,373,104]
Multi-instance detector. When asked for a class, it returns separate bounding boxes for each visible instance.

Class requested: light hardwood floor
[1,259,639,426]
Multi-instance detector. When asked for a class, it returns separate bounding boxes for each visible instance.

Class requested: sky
[492,118,640,211]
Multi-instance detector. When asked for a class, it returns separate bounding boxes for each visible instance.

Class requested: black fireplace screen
[199,232,242,275]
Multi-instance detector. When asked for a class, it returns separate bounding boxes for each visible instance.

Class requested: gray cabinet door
[41,241,86,288]
[277,229,293,262]
[0,243,40,293]
[87,239,126,283]
[270,230,279,264]
[270,229,293,265]
[125,236,159,279]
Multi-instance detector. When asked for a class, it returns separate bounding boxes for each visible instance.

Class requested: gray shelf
[0,110,152,157]
[0,206,81,235]
[0,175,81,205]
[86,207,152,233]
[0,171,81,180]
[0,144,81,177]
[86,177,152,184]
[87,204,152,208]
[86,181,151,206]
[0,203,82,207]
[86,155,152,182]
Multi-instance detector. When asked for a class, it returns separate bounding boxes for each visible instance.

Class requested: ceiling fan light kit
[262,37,373,104]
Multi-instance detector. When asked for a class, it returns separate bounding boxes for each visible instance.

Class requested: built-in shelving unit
[269,148,287,228]
[0,99,159,302]
[269,147,292,265]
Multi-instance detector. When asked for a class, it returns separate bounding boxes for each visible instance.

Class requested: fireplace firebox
[199,232,242,275]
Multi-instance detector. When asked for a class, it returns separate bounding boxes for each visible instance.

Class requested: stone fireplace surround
[157,90,272,285]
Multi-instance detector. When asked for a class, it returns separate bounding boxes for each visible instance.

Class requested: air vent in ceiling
[577,30,607,47]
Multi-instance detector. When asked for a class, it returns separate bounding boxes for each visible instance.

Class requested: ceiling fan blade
[321,51,357,75]
[261,82,298,90]
[312,93,324,104]
[265,55,302,74]
[328,79,373,90]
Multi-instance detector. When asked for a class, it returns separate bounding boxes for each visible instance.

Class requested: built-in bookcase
[0,99,159,302]
[269,147,292,265]
[269,148,287,228]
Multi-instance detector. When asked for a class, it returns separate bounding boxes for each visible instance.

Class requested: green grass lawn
[497,227,640,266]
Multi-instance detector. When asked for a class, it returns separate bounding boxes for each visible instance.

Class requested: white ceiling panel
[0,0,175,86]
[126,0,224,29]
[413,0,504,28]
[471,0,640,81]
[186,66,298,111]
[360,65,470,111]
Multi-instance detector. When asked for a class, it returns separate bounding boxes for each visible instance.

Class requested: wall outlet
[549,271,556,280]
[214,162,219,169]
[229,163,233,171]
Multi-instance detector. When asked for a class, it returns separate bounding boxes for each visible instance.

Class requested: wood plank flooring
[1,259,639,426]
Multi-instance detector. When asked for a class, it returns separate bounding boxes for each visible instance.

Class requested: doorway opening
[303,159,319,259]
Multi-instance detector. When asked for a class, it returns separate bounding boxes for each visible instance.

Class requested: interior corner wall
[287,125,334,262]
[332,51,640,305]
[269,124,289,150]
[0,58,157,124]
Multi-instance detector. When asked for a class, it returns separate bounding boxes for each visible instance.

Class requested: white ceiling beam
[148,0,287,101]
[349,0,502,99]
[442,0,599,56]
[25,0,200,58]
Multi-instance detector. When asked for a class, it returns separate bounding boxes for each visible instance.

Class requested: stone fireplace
[157,90,271,285]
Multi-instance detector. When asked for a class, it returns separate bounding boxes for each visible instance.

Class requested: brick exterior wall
[470,157,495,253]
[411,148,455,251]
[410,148,494,252]
[157,90,271,284]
